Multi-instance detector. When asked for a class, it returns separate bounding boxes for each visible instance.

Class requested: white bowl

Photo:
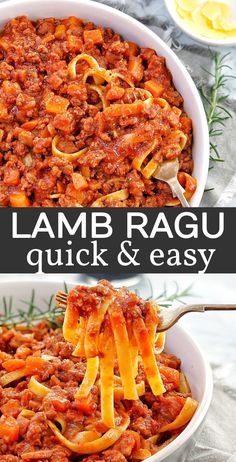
[164,0,236,47]
[0,278,213,462]
[0,0,209,206]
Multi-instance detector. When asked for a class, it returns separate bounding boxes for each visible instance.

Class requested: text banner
[0,208,234,274]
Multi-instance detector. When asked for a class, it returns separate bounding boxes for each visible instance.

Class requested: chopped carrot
[25,357,45,376]
[4,167,20,187]
[9,192,30,208]
[144,80,164,98]
[16,69,27,83]
[67,83,84,97]
[0,101,8,119]
[83,29,103,45]
[72,173,88,191]
[0,399,21,417]
[18,129,34,147]
[159,366,180,389]
[2,80,21,96]
[125,41,139,58]
[105,86,125,101]
[128,57,144,81]
[41,33,54,45]
[45,94,69,114]
[66,184,87,204]
[0,416,19,442]
[57,181,66,194]
[67,35,83,52]
[66,16,83,26]
[80,166,90,178]
[38,126,50,138]
[0,351,12,363]
[55,24,66,40]
[47,123,56,137]
[75,395,94,415]
[50,395,69,412]
[21,119,39,131]
[2,359,26,372]
[180,115,192,134]
[16,345,31,359]
[0,38,9,51]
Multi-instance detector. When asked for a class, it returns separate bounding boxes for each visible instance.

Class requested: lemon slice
[201,2,230,21]
[213,17,236,31]
[191,6,210,27]
[191,6,227,37]
[176,0,199,13]
[176,6,192,20]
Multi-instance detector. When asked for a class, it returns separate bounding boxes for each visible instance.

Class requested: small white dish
[0,278,213,462]
[164,0,236,46]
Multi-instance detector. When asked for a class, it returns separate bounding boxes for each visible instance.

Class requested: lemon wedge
[176,0,199,13]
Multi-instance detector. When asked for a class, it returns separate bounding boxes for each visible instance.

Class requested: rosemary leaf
[199,51,234,166]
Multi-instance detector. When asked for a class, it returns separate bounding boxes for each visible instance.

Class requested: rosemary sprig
[0,291,64,329]
[0,281,194,328]
[199,51,234,162]
[153,282,194,307]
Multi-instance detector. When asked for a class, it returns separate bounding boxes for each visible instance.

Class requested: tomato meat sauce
[0,322,192,461]
[0,16,195,207]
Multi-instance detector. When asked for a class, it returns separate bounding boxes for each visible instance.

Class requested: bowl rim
[0,0,209,206]
[0,277,213,461]
[147,323,213,461]
[164,0,236,46]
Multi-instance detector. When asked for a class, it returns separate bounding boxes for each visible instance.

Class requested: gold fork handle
[158,304,236,332]
[168,178,190,208]
[202,304,236,311]
[183,304,236,314]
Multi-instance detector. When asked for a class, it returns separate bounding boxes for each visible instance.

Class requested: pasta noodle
[52,135,88,162]
[48,413,130,454]
[160,397,198,432]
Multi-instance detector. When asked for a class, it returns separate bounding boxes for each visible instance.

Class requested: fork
[55,292,236,333]
[153,158,190,207]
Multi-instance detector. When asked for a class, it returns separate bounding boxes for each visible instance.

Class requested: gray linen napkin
[189,367,236,461]
[95,0,236,207]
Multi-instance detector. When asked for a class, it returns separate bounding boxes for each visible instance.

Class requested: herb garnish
[199,51,234,162]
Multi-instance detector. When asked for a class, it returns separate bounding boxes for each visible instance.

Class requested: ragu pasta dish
[0,15,197,208]
[0,280,198,462]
